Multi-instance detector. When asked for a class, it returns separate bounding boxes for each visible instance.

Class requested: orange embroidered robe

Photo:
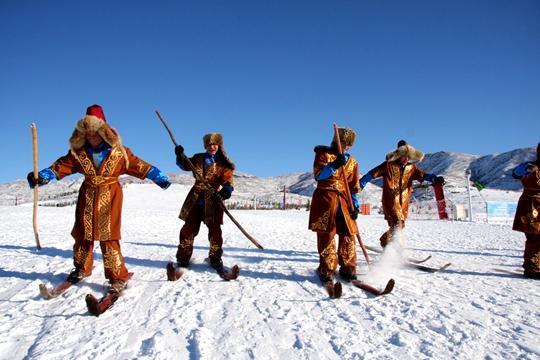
[50,146,152,241]
[308,146,359,235]
[369,161,427,222]
[179,153,234,225]
[513,161,540,234]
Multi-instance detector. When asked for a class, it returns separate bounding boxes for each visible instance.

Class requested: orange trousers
[73,239,129,281]
[380,219,405,248]
[316,212,356,279]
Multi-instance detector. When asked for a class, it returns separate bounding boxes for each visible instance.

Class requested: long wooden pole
[333,124,369,266]
[155,110,264,250]
[31,123,42,250]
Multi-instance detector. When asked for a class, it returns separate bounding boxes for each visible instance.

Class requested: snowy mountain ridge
[0,147,534,206]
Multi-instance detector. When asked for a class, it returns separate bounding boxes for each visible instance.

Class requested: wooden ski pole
[31,123,42,250]
[333,123,370,266]
[155,110,264,250]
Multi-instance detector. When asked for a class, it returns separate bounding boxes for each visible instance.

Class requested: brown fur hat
[203,133,223,148]
[68,106,128,165]
[203,133,235,169]
[331,127,356,147]
[386,140,424,163]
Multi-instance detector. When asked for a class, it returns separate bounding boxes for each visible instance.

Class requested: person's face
[86,132,103,148]
[207,143,219,156]
[341,142,351,152]
[399,155,409,165]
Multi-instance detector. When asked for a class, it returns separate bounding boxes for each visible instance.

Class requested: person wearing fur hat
[512,142,540,279]
[360,140,444,248]
[308,127,360,283]
[27,104,171,292]
[173,133,235,271]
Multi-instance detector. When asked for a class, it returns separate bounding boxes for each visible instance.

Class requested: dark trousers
[523,233,540,277]
[176,204,223,264]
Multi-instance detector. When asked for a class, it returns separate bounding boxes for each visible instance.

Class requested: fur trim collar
[216,148,235,170]
[68,115,128,167]
[386,144,424,163]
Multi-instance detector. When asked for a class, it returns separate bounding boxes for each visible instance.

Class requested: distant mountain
[1,147,533,207]
[469,148,536,190]
[417,147,535,191]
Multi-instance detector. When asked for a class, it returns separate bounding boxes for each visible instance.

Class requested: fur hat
[68,105,128,164]
[332,127,356,147]
[203,133,223,148]
[202,133,235,169]
[386,140,424,163]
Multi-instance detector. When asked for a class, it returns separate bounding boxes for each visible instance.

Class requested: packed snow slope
[0,184,538,360]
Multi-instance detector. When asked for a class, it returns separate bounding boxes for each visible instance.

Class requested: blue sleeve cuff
[316,154,350,180]
[351,193,360,209]
[147,166,171,189]
[39,168,57,181]
[222,184,234,193]
[316,165,337,181]
[360,172,373,189]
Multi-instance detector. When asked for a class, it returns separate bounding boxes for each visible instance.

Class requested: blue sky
[1,0,539,184]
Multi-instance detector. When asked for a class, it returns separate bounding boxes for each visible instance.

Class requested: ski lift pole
[333,123,370,266]
[155,110,264,249]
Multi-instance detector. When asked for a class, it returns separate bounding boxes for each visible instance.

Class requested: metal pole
[466,169,473,222]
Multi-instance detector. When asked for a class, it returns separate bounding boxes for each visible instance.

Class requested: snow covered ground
[0,184,538,360]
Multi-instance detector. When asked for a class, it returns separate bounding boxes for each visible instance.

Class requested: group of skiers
[308,129,445,283]
[27,105,236,294]
[27,104,540,298]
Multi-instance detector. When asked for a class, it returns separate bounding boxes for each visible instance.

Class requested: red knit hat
[86,104,106,122]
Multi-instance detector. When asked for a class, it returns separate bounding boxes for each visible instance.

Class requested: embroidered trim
[103,247,123,276]
[102,148,123,176]
[312,210,331,231]
[83,187,94,240]
[97,189,112,240]
[74,246,90,267]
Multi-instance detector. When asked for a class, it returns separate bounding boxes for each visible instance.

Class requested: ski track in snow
[0,184,539,360]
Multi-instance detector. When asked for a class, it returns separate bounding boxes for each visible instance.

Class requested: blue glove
[512,162,533,179]
[147,166,171,190]
[212,184,233,201]
[27,168,56,188]
[425,174,445,185]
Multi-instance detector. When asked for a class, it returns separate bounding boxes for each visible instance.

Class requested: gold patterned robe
[308,146,359,235]
[369,160,427,222]
[513,161,540,234]
[179,153,234,225]
[50,146,152,241]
